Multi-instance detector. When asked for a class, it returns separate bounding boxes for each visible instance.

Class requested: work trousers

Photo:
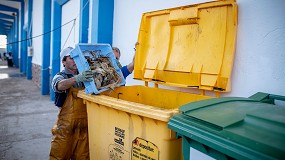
[50,87,89,160]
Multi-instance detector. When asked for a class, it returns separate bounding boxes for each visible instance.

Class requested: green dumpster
[168,92,285,160]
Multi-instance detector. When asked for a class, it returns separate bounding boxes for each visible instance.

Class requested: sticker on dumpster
[108,127,129,160]
[114,127,125,146]
[131,137,159,160]
[109,144,130,160]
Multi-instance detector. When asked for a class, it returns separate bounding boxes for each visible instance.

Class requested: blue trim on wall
[0,24,11,29]
[79,0,89,43]
[0,19,13,25]
[0,4,18,66]
[50,0,67,100]
[0,5,19,67]
[14,11,19,68]
[20,1,27,73]
[55,0,69,6]
[0,13,14,19]
[41,0,52,95]
[91,0,114,45]
[5,0,22,2]
[26,0,33,80]
[0,28,8,32]
[11,24,15,65]
[91,0,98,44]
[98,0,114,45]
[21,31,27,72]
[27,56,32,78]
[27,0,33,47]
[0,4,18,12]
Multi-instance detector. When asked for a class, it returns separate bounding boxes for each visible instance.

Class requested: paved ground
[0,60,58,160]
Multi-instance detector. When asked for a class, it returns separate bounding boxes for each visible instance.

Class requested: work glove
[75,70,93,82]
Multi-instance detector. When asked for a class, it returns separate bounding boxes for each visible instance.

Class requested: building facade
[1,0,285,100]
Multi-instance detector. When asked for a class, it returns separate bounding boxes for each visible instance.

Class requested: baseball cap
[60,47,74,61]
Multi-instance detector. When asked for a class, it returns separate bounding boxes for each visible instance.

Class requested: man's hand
[75,70,93,82]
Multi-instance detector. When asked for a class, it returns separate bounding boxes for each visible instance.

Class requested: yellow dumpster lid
[134,0,238,92]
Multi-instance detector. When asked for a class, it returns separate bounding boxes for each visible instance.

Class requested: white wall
[61,0,80,49]
[112,0,285,97]
[112,0,210,86]
[61,0,81,70]
[31,0,43,65]
[0,35,7,49]
[229,0,285,97]
[30,0,81,68]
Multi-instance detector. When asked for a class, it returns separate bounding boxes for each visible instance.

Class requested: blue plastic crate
[70,43,125,94]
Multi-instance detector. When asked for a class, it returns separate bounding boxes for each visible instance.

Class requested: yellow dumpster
[78,0,238,159]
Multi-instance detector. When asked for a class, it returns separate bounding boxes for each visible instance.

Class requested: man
[3,52,6,61]
[7,52,13,67]
[50,47,93,160]
[112,47,135,79]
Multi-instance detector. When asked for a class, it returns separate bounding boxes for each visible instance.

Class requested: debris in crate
[83,50,122,90]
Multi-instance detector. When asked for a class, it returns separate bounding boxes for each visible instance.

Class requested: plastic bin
[79,86,212,160]
[168,92,285,160]
[70,43,125,94]
[78,1,238,159]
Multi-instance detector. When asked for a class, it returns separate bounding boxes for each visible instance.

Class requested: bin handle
[268,94,285,102]
[249,92,285,104]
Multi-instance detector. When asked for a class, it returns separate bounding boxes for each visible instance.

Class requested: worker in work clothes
[50,46,93,160]
[112,45,135,79]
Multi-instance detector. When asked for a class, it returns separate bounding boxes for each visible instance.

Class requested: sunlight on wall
[0,35,7,49]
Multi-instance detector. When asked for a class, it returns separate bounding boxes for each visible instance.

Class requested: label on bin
[131,137,159,160]
[108,144,130,160]
[108,127,130,160]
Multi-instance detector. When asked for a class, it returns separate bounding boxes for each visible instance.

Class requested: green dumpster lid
[168,97,285,160]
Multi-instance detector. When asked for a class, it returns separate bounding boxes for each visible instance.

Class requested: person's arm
[127,52,135,73]
[57,77,77,91]
[52,70,93,92]
[127,61,134,73]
